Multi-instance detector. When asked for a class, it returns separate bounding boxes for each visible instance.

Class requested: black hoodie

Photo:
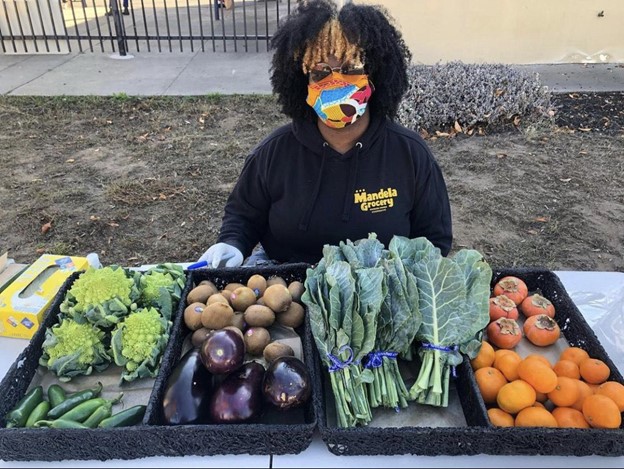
[217,112,452,264]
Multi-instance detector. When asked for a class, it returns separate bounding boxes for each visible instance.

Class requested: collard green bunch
[60,265,140,329]
[39,318,111,382]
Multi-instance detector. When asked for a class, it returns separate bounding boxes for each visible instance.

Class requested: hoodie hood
[292,112,387,231]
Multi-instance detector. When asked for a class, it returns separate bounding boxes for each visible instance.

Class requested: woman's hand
[198,243,244,268]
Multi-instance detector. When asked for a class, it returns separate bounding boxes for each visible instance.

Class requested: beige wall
[354,0,624,64]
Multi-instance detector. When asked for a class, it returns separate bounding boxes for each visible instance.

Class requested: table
[1,271,623,467]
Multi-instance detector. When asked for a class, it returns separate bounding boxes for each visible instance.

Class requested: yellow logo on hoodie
[354,188,398,213]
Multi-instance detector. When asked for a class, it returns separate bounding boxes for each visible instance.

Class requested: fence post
[109,0,127,56]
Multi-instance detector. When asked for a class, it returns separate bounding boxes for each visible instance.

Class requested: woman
[197,0,452,267]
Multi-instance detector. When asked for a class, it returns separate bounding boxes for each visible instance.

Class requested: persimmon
[595,381,624,411]
[571,379,594,412]
[489,295,519,321]
[520,293,555,318]
[552,407,590,428]
[487,408,515,427]
[523,314,561,347]
[493,276,529,306]
[470,340,496,370]
[532,401,546,409]
[475,366,508,404]
[493,351,522,381]
[487,318,523,349]
[514,406,558,427]
[497,379,536,414]
[582,394,622,429]
[559,346,590,366]
[547,376,580,407]
[553,359,581,379]
[579,358,611,384]
[517,357,558,393]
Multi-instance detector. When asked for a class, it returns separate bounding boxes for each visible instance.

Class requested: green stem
[329,371,348,428]
[432,349,442,395]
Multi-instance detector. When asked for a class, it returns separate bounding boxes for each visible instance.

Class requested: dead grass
[1,95,622,271]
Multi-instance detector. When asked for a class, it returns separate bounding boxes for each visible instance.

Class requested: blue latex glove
[197,242,243,268]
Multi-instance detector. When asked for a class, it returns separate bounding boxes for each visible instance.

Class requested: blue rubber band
[421,342,459,378]
[327,345,355,373]
[363,350,399,369]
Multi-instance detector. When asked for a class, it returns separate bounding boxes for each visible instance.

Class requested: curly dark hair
[269,0,412,122]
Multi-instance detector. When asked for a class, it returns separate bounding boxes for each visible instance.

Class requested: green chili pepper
[33,419,89,429]
[47,384,68,408]
[82,404,113,428]
[5,385,44,428]
[97,405,146,428]
[47,382,103,420]
[25,400,51,428]
[58,393,123,423]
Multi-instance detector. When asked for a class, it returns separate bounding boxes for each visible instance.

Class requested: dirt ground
[1,93,623,272]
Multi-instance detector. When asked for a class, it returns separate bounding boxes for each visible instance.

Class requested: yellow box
[0,254,89,339]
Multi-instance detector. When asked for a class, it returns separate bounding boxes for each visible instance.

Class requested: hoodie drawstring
[341,142,362,222]
[298,142,329,231]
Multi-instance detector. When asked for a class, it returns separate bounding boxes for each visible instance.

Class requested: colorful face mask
[306,73,373,129]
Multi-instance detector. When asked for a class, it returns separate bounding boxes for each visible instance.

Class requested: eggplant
[209,361,265,423]
[200,328,246,375]
[162,348,213,425]
[262,356,311,410]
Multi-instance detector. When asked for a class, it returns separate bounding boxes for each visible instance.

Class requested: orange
[497,379,537,414]
[553,359,580,379]
[579,358,611,384]
[535,390,549,403]
[595,381,624,412]
[493,350,522,381]
[524,354,552,369]
[474,366,508,404]
[487,408,515,427]
[471,340,496,370]
[551,407,590,428]
[571,379,594,412]
[582,394,622,429]
[494,349,514,362]
[559,346,590,366]
[547,376,580,407]
[517,357,558,394]
[514,406,558,427]
[587,382,601,393]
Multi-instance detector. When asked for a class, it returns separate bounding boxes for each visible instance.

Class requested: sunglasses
[309,62,366,83]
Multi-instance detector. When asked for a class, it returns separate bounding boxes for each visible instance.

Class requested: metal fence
[0,0,295,55]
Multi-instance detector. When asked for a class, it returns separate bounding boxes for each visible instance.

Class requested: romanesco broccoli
[39,318,111,382]
[136,263,186,319]
[110,307,171,383]
[60,265,140,328]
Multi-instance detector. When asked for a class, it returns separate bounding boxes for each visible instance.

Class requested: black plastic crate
[313,268,624,456]
[0,263,318,461]
[0,271,168,461]
[143,263,317,456]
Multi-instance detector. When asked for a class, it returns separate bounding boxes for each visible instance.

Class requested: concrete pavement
[1,51,624,96]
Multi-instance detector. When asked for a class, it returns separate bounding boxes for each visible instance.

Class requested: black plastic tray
[0,263,317,461]
[144,263,317,457]
[313,268,624,456]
